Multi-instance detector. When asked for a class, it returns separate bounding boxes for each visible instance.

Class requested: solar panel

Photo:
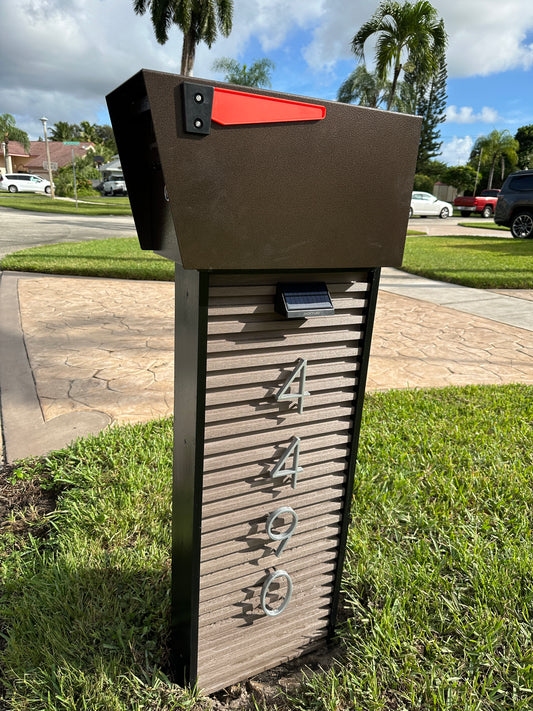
[275,282,335,319]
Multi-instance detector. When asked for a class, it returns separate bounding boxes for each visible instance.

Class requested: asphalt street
[0,205,137,259]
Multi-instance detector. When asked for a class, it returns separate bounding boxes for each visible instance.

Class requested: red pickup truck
[453,189,500,218]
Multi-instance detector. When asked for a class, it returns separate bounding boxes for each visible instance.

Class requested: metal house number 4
[260,358,309,618]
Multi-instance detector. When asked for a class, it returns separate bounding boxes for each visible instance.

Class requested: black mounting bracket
[182,82,214,135]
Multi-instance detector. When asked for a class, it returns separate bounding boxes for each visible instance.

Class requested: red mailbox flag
[211,87,326,126]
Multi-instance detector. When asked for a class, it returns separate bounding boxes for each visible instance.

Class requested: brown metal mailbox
[107,69,421,694]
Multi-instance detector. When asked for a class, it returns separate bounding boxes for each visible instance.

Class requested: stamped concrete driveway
[0,204,137,259]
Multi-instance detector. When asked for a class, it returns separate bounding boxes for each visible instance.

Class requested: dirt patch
[0,462,57,539]
[207,642,342,710]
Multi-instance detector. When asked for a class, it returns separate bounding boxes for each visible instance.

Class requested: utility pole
[40,117,55,198]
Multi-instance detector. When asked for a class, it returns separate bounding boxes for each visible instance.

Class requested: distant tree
[350,0,447,110]
[212,57,275,87]
[49,122,78,141]
[515,124,533,169]
[418,159,447,182]
[413,173,434,192]
[94,125,117,155]
[0,113,30,152]
[442,165,478,193]
[133,0,233,76]
[413,53,447,171]
[337,65,391,108]
[78,121,99,143]
[470,129,519,189]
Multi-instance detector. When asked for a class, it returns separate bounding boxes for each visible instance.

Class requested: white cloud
[3,0,533,139]
[298,0,533,78]
[446,106,501,124]
[441,136,474,166]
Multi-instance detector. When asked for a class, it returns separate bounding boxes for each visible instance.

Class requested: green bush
[54,154,101,198]
[413,173,435,193]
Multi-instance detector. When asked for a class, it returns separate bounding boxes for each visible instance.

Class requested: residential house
[1,140,95,177]
[1,141,31,173]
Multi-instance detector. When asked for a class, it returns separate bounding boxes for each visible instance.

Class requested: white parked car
[101,177,127,196]
[0,173,53,194]
[410,191,453,219]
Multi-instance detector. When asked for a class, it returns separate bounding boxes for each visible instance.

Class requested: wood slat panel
[207,310,365,334]
[198,591,332,647]
[204,373,357,407]
[204,392,356,424]
[206,343,363,371]
[203,415,353,456]
[202,456,349,502]
[199,535,339,592]
[201,510,342,562]
[203,431,352,473]
[201,484,345,534]
[200,523,342,576]
[195,271,371,693]
[208,296,366,316]
[198,623,327,694]
[198,567,337,627]
[207,326,364,353]
[201,471,346,520]
[201,445,350,488]
[199,547,339,603]
[200,497,346,549]
[205,357,359,388]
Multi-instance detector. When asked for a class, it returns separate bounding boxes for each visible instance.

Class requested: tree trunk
[387,63,402,111]
[181,30,196,76]
[487,156,497,190]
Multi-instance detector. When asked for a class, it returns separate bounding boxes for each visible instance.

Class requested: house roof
[5,141,30,158]
[26,141,95,171]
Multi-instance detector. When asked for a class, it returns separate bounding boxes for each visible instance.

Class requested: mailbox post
[107,69,421,694]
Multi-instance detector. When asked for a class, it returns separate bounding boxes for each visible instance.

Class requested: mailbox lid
[107,70,422,270]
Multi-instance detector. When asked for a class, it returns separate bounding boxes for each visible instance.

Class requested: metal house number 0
[260,358,308,617]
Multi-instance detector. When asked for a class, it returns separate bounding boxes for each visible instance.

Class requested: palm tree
[49,121,77,141]
[133,0,233,76]
[79,121,99,143]
[212,57,275,88]
[337,65,391,108]
[351,0,447,110]
[0,113,30,153]
[470,130,519,189]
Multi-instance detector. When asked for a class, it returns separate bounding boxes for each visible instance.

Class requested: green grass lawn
[2,233,533,290]
[401,234,533,289]
[459,222,510,232]
[0,237,174,281]
[0,194,132,216]
[1,384,532,710]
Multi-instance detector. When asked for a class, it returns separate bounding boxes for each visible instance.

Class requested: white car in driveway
[0,173,53,194]
[410,191,453,219]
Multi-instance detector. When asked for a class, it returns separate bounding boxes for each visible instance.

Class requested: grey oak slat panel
[206,343,362,371]
[201,472,346,520]
[202,456,349,501]
[202,431,352,473]
[205,357,359,388]
[201,510,342,562]
[198,567,337,627]
[200,497,346,549]
[195,271,371,692]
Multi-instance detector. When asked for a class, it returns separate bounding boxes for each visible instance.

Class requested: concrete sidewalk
[0,268,532,464]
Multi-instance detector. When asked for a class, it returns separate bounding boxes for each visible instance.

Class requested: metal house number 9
[260,358,308,618]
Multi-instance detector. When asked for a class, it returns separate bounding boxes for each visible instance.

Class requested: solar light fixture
[275,281,335,319]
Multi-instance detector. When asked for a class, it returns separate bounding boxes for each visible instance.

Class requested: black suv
[494,169,533,238]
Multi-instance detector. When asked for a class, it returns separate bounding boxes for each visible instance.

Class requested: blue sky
[3,0,533,167]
